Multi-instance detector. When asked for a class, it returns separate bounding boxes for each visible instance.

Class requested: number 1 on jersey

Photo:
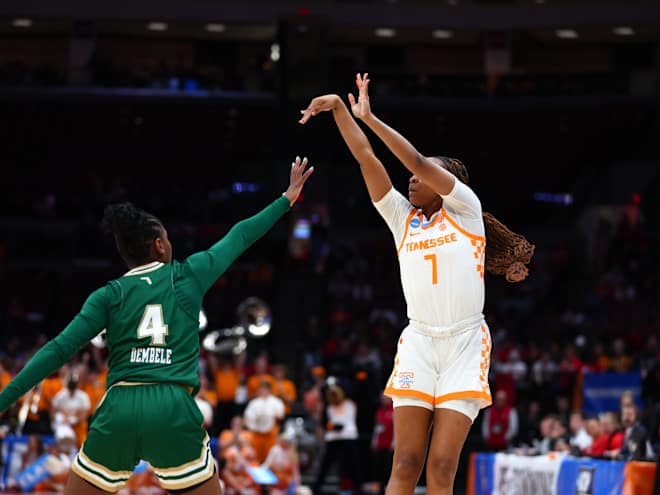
[137,304,169,346]
[423,254,438,285]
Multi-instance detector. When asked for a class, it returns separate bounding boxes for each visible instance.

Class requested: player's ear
[153,237,166,258]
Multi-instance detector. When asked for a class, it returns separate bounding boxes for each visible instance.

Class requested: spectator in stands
[588,341,610,372]
[602,411,625,458]
[302,366,326,426]
[20,434,46,477]
[210,354,242,432]
[243,380,285,463]
[619,403,653,461]
[119,461,165,495]
[584,416,607,456]
[247,353,275,400]
[23,365,68,436]
[481,389,518,452]
[221,445,259,495]
[371,394,394,495]
[272,363,297,417]
[79,365,106,416]
[568,411,593,453]
[620,389,635,409]
[530,414,561,455]
[51,373,90,448]
[313,384,362,495]
[218,415,255,464]
[555,395,571,428]
[494,346,529,402]
[262,433,305,495]
[531,351,558,410]
[558,345,583,397]
[514,400,541,448]
[550,417,570,452]
[195,379,215,431]
[37,424,78,492]
[609,338,633,372]
[0,358,11,391]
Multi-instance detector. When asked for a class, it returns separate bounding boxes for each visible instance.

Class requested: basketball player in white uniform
[298,73,531,495]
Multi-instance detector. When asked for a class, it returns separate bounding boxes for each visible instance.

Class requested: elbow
[407,152,428,175]
[357,148,376,162]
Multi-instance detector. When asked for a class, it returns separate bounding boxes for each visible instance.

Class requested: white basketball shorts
[384,320,492,422]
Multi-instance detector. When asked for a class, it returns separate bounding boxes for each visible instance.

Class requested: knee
[391,451,425,482]
[426,455,457,487]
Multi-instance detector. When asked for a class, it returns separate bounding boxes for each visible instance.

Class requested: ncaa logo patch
[398,372,415,389]
[576,466,594,495]
[409,217,421,229]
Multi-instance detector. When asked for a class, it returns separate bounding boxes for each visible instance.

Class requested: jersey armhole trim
[397,210,418,258]
[441,208,485,242]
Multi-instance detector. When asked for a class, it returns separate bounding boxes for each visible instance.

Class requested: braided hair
[438,157,535,282]
[101,202,163,266]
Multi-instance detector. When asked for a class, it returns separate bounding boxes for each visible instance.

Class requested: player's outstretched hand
[298,94,342,124]
[283,156,314,206]
[348,72,372,120]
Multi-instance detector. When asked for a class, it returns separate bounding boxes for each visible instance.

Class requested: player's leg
[425,322,492,494]
[64,470,115,495]
[143,384,217,494]
[68,386,139,494]
[425,402,478,495]
[384,325,437,494]
[385,405,433,494]
[168,468,224,495]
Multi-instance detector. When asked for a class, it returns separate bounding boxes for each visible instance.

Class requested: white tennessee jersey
[373,179,486,327]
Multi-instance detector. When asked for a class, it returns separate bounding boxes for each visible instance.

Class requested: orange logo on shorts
[398,372,415,389]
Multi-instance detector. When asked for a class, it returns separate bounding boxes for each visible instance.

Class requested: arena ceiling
[0,0,659,45]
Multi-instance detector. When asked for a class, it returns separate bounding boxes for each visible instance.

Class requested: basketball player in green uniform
[0,156,314,495]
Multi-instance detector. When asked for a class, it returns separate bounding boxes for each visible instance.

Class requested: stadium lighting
[375,28,396,38]
[199,309,208,331]
[432,29,453,39]
[556,29,578,39]
[147,22,168,32]
[270,43,280,62]
[205,23,226,33]
[613,26,635,36]
[12,18,33,28]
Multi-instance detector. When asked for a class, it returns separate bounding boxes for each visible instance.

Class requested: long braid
[483,212,535,282]
[438,157,535,282]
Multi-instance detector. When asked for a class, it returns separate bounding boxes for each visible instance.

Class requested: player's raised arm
[0,287,109,413]
[299,93,392,203]
[352,73,456,196]
[185,156,314,293]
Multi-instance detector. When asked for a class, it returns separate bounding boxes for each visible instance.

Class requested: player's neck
[421,199,443,219]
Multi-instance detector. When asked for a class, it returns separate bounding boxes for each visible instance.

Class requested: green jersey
[0,196,290,411]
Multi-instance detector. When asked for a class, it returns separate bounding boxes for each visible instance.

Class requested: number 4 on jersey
[137,305,169,346]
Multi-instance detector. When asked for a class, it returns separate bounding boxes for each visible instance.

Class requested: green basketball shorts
[71,382,214,492]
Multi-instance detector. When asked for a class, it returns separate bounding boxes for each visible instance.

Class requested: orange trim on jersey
[397,210,418,257]
[441,208,485,242]
[420,212,441,230]
[435,390,492,406]
[384,387,435,406]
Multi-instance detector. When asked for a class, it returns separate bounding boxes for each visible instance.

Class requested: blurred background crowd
[1,0,659,493]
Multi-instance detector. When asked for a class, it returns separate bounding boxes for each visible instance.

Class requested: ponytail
[483,212,535,282]
[438,156,535,282]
